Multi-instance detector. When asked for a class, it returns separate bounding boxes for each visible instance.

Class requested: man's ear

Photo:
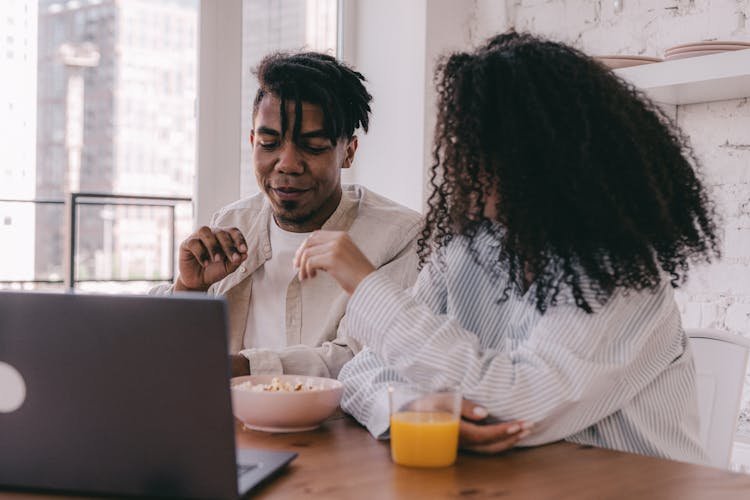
[343,136,358,169]
[249,130,255,147]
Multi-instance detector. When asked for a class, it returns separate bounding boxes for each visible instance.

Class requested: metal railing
[0,193,192,289]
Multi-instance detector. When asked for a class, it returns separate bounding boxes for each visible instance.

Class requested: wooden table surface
[3,413,750,499]
[244,414,750,499]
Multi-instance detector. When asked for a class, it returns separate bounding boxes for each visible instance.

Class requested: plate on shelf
[665,40,750,51]
[665,44,750,56]
[664,49,740,61]
[595,55,662,69]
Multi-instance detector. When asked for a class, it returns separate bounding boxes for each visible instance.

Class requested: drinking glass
[388,384,461,468]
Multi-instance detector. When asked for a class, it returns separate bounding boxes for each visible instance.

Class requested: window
[0,0,197,292]
[2,0,341,291]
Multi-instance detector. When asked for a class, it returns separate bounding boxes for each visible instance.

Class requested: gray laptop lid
[0,291,294,499]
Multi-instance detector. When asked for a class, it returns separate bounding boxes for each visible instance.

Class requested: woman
[294,32,718,463]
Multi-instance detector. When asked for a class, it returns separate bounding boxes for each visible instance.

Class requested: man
[152,52,421,378]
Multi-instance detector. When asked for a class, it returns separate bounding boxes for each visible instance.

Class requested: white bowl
[230,374,344,433]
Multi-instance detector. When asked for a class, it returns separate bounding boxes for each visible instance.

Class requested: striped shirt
[338,229,707,464]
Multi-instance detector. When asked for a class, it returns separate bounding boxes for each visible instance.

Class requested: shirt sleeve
[338,347,407,438]
[338,262,448,436]
[148,283,175,295]
[344,270,680,444]
[239,341,355,378]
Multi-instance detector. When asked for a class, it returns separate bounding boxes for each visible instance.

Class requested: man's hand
[293,230,375,295]
[175,226,249,291]
[230,354,251,377]
[459,399,533,454]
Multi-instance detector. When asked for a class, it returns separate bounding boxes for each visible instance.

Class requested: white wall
[471,0,750,438]
[195,0,243,226]
[343,0,477,213]
[342,0,428,212]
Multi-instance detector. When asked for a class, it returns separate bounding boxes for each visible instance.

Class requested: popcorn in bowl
[230,374,344,433]
[233,376,324,393]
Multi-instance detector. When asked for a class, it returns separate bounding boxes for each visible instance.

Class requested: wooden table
[3,414,750,499]
[244,414,750,499]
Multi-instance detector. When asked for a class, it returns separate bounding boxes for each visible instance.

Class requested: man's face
[251,94,357,233]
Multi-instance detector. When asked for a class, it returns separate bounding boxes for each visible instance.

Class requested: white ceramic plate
[665,41,750,51]
[595,56,662,69]
[665,44,750,55]
[664,49,736,61]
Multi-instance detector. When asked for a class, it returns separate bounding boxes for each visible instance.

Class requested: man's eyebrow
[300,130,329,139]
[254,126,280,136]
[254,127,331,140]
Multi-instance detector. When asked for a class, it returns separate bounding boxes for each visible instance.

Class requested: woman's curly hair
[419,31,720,314]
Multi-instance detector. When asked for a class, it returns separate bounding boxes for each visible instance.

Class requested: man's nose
[275,142,304,174]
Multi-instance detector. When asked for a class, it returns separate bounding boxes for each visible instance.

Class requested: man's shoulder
[211,192,267,227]
[344,184,421,228]
[342,185,422,257]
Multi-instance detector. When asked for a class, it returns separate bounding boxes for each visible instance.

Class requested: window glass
[0,0,197,292]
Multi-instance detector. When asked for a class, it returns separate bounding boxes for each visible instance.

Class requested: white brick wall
[469,0,750,434]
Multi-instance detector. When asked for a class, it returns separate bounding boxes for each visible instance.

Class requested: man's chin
[273,203,314,227]
[278,199,299,211]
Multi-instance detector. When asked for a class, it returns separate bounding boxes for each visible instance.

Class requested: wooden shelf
[614,48,750,105]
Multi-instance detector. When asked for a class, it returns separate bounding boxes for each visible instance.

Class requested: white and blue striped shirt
[338,230,707,464]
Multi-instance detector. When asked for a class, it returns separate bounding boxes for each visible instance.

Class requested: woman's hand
[293,230,376,294]
[459,400,533,454]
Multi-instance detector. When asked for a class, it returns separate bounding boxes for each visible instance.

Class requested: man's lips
[271,186,310,200]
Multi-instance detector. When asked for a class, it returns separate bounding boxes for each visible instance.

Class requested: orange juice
[390,411,459,467]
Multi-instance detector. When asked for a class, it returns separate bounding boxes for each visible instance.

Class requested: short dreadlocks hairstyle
[419,31,720,314]
[253,51,372,145]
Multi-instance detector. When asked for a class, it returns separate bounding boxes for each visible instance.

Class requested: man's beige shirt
[151,184,421,377]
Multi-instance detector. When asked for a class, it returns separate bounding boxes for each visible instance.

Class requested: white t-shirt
[242,220,310,349]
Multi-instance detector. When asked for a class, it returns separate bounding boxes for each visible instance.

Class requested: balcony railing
[0,193,192,290]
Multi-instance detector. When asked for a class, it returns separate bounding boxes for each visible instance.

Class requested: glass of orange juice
[388,384,461,468]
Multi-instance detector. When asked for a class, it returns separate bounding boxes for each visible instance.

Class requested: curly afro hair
[419,31,720,314]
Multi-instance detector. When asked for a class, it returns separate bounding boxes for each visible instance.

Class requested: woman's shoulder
[547,278,678,331]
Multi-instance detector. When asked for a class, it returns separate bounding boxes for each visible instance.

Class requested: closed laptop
[0,291,295,499]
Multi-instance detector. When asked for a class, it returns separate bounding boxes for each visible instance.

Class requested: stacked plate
[664,41,750,61]
[595,55,662,69]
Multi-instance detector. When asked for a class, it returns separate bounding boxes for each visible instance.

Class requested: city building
[35,0,196,287]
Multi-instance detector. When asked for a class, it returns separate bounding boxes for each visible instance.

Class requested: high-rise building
[35,0,196,285]
[0,0,38,283]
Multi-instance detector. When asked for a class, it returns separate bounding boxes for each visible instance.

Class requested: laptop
[0,290,296,499]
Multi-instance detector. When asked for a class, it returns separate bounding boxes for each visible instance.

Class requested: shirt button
[239,266,246,273]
